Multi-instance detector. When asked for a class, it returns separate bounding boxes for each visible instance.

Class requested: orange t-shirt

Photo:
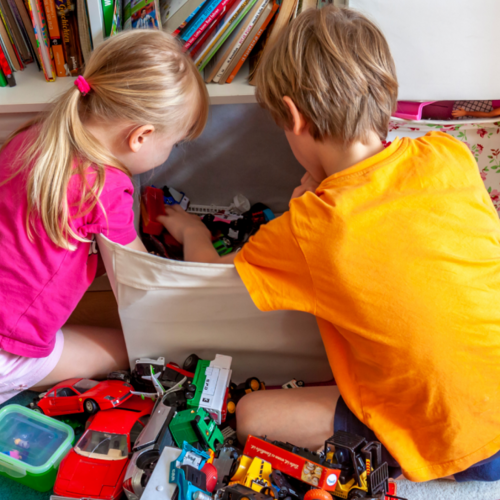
[235,132,500,481]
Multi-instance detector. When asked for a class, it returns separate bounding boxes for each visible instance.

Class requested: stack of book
[0,0,316,88]
[0,0,166,87]
[168,0,316,84]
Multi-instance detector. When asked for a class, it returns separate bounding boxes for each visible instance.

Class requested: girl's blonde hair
[2,29,209,250]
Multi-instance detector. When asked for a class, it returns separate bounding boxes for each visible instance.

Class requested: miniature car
[229,455,272,492]
[169,407,224,451]
[53,396,154,500]
[30,378,133,416]
[123,401,177,500]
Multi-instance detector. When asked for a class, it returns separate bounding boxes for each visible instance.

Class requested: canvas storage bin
[97,234,333,385]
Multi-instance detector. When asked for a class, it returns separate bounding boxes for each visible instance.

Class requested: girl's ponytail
[2,30,208,250]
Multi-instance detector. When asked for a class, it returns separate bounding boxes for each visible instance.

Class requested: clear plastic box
[0,405,74,492]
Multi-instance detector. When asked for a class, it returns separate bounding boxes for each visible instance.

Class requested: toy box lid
[0,405,74,478]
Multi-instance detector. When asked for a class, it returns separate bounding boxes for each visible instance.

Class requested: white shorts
[0,329,64,405]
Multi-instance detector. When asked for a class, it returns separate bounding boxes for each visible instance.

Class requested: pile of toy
[0,354,406,500]
[140,185,276,260]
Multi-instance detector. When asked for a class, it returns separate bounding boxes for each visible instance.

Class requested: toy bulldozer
[324,431,404,500]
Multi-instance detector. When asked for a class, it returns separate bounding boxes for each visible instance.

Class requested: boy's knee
[236,391,266,443]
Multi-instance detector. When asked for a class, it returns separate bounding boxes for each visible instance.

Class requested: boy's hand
[290,173,321,203]
[451,108,467,118]
[157,205,211,244]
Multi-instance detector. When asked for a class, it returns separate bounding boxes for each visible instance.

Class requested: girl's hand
[290,172,321,202]
[157,205,211,244]
[451,108,467,118]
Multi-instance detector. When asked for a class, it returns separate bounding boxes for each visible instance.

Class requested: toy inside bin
[0,405,74,492]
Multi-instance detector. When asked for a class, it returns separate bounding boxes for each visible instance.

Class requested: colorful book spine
[0,5,24,67]
[26,0,56,80]
[42,0,66,76]
[213,0,269,82]
[101,0,113,36]
[172,0,207,36]
[54,0,83,76]
[179,0,220,41]
[225,0,277,83]
[0,41,15,85]
[0,66,7,85]
[196,0,257,71]
[13,0,41,66]
[184,0,233,49]
[189,10,220,57]
[6,0,33,62]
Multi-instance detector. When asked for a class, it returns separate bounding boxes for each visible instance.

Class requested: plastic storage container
[0,405,74,492]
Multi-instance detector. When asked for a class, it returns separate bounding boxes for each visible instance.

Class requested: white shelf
[0,62,256,113]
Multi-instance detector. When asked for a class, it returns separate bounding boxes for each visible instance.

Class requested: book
[224,0,276,83]
[188,7,222,57]
[248,0,297,84]
[85,0,104,47]
[183,0,235,50]
[0,2,24,68]
[13,0,40,65]
[0,39,15,85]
[208,0,269,83]
[0,9,20,70]
[164,0,204,35]
[101,0,113,36]
[159,0,187,25]
[179,0,222,42]
[77,0,91,60]
[26,0,56,81]
[54,0,84,76]
[6,0,34,63]
[42,0,67,76]
[194,0,258,71]
[0,66,7,85]
[0,0,30,64]
[123,0,161,30]
[109,0,121,35]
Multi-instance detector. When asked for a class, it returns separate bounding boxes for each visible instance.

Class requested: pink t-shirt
[0,129,137,358]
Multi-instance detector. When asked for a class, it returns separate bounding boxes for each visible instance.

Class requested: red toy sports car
[30,378,133,416]
[54,396,154,500]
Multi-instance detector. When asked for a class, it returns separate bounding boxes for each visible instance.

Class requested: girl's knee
[236,391,267,443]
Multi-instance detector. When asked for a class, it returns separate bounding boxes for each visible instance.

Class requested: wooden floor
[66,290,121,329]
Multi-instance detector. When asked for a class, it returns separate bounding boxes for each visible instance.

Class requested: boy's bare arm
[157,206,236,264]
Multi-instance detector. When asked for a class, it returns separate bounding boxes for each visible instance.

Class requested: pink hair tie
[74,75,91,96]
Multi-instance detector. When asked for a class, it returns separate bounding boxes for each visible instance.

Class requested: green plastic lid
[0,405,74,478]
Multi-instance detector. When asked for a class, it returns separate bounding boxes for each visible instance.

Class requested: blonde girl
[0,30,208,403]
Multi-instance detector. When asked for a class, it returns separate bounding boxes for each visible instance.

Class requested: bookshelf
[0,62,257,114]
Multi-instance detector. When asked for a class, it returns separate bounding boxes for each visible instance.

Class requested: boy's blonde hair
[3,30,208,250]
[255,6,398,143]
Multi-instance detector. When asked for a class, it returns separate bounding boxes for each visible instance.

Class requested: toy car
[213,446,240,491]
[29,378,133,416]
[169,407,224,451]
[53,396,154,500]
[187,355,232,425]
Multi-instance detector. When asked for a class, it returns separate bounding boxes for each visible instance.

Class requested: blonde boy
[160,6,500,481]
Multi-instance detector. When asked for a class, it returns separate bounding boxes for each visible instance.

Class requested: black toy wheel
[186,383,197,393]
[137,448,160,471]
[31,405,44,414]
[347,489,369,499]
[84,399,99,415]
[246,377,261,392]
[296,380,305,387]
[183,354,201,372]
